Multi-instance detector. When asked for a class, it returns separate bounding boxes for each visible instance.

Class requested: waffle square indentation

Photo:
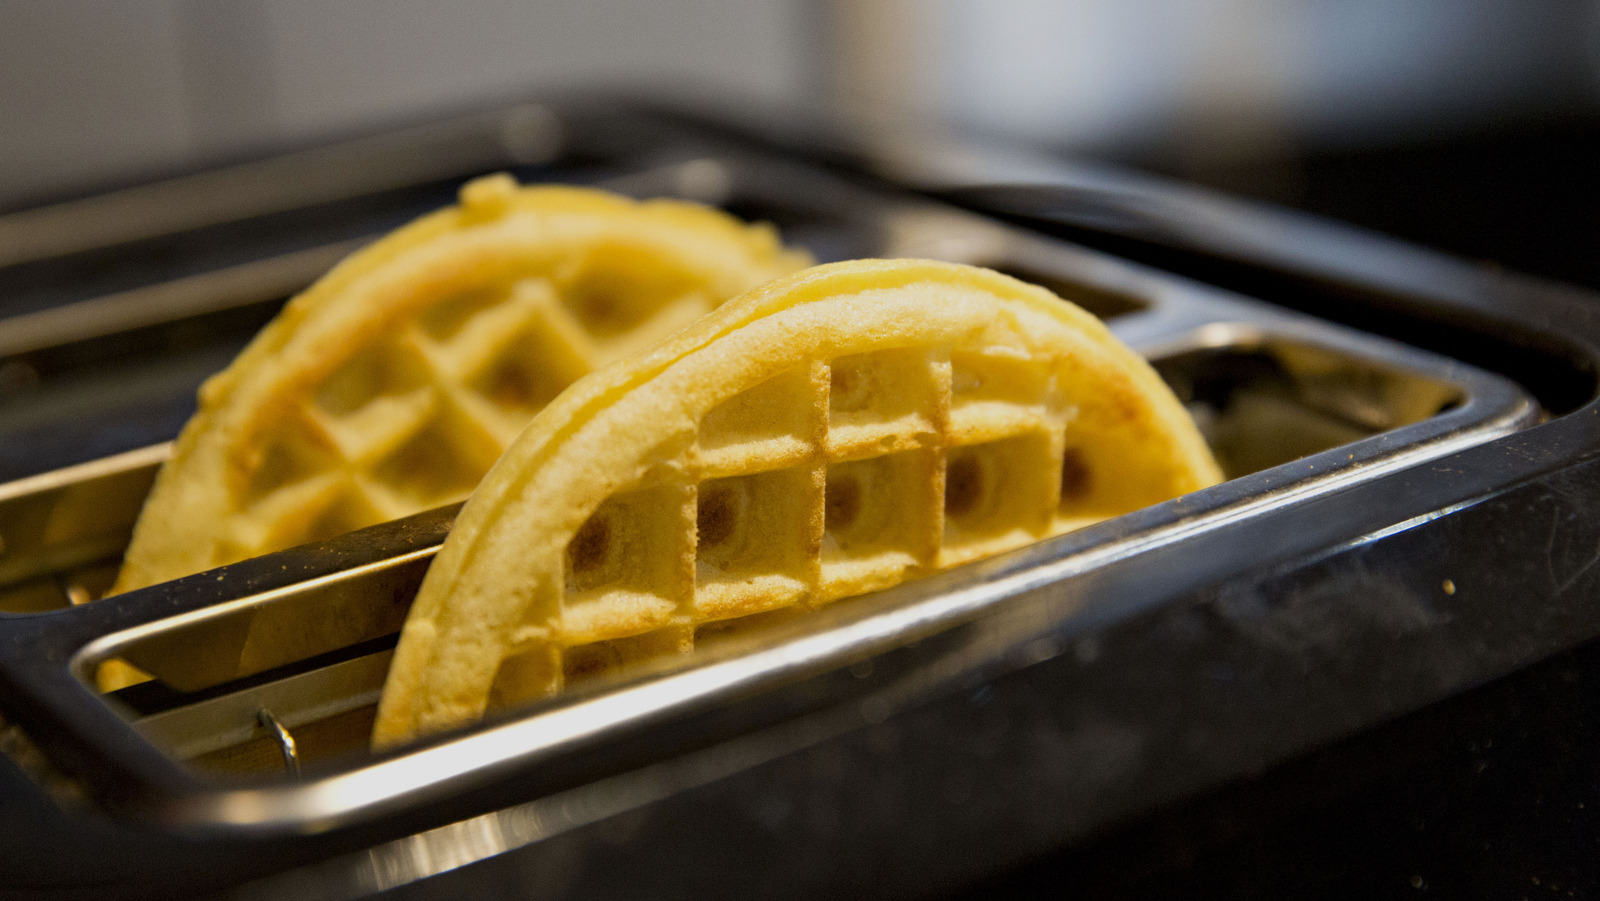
[314,337,432,419]
[243,426,341,502]
[940,432,1057,567]
[464,314,592,423]
[562,483,694,642]
[418,283,516,345]
[488,641,561,709]
[820,449,939,599]
[693,466,820,619]
[948,349,1051,443]
[698,363,821,476]
[1054,416,1187,532]
[369,404,502,510]
[558,243,707,349]
[826,348,941,458]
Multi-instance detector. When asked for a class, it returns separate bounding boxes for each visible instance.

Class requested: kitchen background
[3,0,1599,285]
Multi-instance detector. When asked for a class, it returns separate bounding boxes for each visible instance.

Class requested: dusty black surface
[950,630,1600,900]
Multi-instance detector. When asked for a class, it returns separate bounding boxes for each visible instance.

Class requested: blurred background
[3,0,1599,285]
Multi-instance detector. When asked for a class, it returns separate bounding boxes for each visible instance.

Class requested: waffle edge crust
[103,175,806,689]
[372,258,1223,747]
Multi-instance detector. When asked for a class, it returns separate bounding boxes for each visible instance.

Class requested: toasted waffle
[102,175,807,689]
[372,259,1222,746]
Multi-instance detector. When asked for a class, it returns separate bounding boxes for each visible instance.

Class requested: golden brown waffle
[372,259,1222,746]
[102,174,807,689]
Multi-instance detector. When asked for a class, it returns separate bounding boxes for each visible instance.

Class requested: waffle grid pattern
[489,343,1115,699]
[222,262,717,564]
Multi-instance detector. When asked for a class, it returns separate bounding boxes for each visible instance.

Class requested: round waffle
[103,175,806,689]
[372,258,1222,746]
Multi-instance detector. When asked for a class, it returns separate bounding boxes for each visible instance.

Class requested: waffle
[372,258,1222,746]
[102,174,807,689]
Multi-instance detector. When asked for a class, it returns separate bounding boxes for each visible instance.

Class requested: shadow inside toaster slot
[119,638,398,776]
[1153,338,1462,479]
[85,334,1467,778]
[989,263,1150,321]
[717,197,885,265]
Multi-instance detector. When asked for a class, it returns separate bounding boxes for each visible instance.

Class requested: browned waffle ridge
[373,259,1222,746]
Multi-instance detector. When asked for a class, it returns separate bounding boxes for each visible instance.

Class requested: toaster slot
[0,444,166,612]
[76,329,1508,782]
[0,140,1543,832]
[1154,339,1463,479]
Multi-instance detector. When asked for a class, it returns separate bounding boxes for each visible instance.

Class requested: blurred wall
[834,0,1600,154]
[3,0,1598,209]
[0,0,811,208]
